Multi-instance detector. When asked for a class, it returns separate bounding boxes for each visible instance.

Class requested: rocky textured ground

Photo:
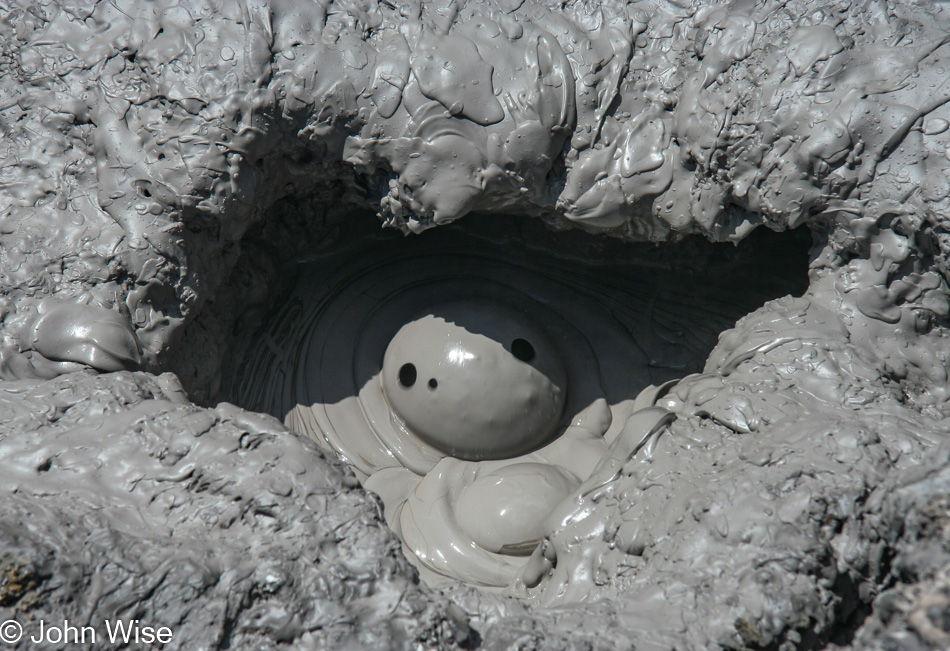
[1,0,950,649]
[0,371,472,650]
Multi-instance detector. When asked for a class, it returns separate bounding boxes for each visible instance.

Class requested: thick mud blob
[381,302,568,460]
[231,222,807,586]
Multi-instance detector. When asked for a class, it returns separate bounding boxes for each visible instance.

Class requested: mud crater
[198,210,813,588]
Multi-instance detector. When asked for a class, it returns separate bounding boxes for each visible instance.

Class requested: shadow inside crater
[212,211,814,588]
[223,212,812,415]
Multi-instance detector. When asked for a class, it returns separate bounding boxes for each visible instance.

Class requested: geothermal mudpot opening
[224,218,811,588]
[4,0,950,648]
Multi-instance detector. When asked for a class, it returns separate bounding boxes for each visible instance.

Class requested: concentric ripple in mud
[230,224,806,586]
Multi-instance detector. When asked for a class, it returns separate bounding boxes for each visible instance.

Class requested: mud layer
[1,0,950,649]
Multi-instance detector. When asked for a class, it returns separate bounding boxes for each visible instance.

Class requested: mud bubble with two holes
[381,302,567,461]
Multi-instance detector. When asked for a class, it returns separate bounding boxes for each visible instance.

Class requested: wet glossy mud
[2,0,950,648]
[229,224,807,586]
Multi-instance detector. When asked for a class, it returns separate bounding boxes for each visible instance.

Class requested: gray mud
[0,371,469,650]
[2,0,950,649]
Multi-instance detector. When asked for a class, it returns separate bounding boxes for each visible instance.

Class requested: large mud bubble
[1,0,950,649]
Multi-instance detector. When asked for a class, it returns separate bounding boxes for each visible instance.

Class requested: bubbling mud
[381,303,569,461]
[230,220,809,587]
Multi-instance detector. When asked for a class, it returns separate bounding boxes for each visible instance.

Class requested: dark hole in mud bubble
[398,363,417,388]
[511,338,536,363]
